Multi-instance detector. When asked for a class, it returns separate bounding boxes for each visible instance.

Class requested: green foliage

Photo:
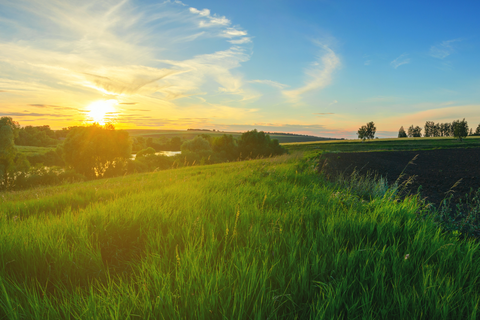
[211,134,238,161]
[169,136,183,150]
[475,124,480,135]
[135,147,156,158]
[238,129,286,159]
[0,117,19,188]
[357,121,376,140]
[63,124,131,178]
[130,155,173,173]
[15,125,59,147]
[452,118,469,142]
[181,136,212,154]
[398,126,407,138]
[132,136,147,152]
[407,125,422,137]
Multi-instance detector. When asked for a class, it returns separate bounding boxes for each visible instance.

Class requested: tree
[424,121,435,137]
[181,136,212,154]
[136,147,156,158]
[475,124,480,135]
[0,117,19,188]
[357,122,376,141]
[212,134,238,161]
[398,126,407,138]
[238,129,285,159]
[407,125,422,138]
[63,124,131,178]
[452,118,468,142]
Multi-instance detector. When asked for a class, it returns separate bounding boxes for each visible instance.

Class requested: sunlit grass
[1,153,480,319]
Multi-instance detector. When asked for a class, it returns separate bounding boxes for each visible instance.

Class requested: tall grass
[1,153,480,319]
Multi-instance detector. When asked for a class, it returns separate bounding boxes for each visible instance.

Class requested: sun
[86,99,118,125]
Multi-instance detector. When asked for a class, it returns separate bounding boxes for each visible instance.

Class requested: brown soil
[319,148,480,208]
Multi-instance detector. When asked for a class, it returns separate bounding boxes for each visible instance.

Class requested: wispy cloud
[159,46,256,100]
[0,0,254,110]
[1,112,73,118]
[228,37,252,44]
[364,60,371,66]
[248,80,289,89]
[390,54,410,69]
[430,39,462,59]
[189,7,230,27]
[282,43,340,100]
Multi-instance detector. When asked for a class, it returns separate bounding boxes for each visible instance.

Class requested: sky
[0,0,479,138]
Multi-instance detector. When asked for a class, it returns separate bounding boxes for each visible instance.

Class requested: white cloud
[228,37,252,44]
[221,28,248,38]
[248,80,289,89]
[364,60,371,66]
[390,54,410,69]
[158,46,255,100]
[430,39,462,59]
[189,8,210,16]
[282,43,340,100]
[0,0,254,106]
[189,6,230,27]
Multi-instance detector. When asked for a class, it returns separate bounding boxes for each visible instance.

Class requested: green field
[1,152,480,319]
[15,145,56,156]
[282,135,480,153]
[126,129,336,144]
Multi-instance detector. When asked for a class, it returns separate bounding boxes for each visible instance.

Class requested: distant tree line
[399,119,475,141]
[0,117,287,191]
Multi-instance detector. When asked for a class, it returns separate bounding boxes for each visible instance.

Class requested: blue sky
[0,0,479,138]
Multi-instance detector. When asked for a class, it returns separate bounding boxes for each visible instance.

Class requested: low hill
[125,129,338,144]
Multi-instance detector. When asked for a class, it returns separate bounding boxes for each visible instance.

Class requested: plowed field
[320,148,480,207]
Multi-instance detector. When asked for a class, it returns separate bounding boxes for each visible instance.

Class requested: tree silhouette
[238,129,285,159]
[63,124,131,178]
[357,122,376,141]
[452,119,468,142]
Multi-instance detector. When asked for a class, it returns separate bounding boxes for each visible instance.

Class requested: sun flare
[86,100,118,125]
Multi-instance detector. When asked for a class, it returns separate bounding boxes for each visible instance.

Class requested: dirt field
[319,148,480,208]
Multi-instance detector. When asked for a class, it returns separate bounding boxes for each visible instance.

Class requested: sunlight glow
[86,100,118,125]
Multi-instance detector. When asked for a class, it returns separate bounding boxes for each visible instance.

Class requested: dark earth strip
[319,148,480,208]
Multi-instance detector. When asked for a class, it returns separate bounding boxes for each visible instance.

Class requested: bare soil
[319,148,480,208]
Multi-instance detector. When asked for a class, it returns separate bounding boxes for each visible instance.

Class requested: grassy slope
[283,136,480,153]
[125,129,333,144]
[1,154,480,319]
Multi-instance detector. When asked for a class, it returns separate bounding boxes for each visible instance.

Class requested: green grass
[283,136,480,153]
[15,145,56,156]
[1,153,480,319]
[125,129,333,144]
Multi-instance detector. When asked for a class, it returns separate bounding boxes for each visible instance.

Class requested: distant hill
[125,129,340,144]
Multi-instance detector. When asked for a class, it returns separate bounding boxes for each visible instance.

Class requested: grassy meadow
[283,135,480,154]
[1,152,480,319]
[15,146,56,156]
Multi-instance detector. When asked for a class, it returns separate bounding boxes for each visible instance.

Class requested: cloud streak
[248,80,289,89]
[390,54,410,69]
[430,39,462,59]
[282,44,340,100]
